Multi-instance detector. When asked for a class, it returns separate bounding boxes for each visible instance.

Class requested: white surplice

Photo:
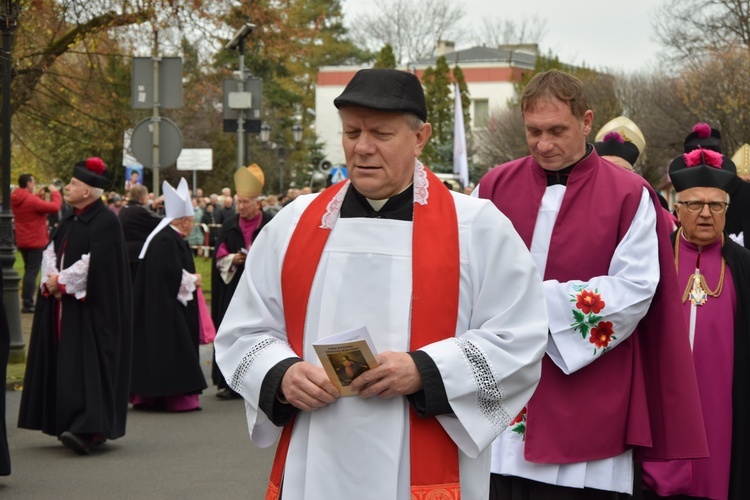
[215,189,549,500]
[490,186,660,494]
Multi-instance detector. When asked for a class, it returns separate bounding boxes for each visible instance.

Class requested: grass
[194,254,213,299]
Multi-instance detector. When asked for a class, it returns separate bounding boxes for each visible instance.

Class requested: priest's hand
[46,274,62,301]
[193,273,202,287]
[281,361,339,411]
[232,252,246,266]
[350,351,422,399]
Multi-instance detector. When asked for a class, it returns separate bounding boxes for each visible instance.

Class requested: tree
[474,105,527,176]
[217,0,368,195]
[654,0,750,64]
[478,51,622,180]
[4,0,366,195]
[474,14,548,48]
[672,48,750,155]
[6,0,227,187]
[373,44,397,69]
[421,56,453,169]
[346,0,465,65]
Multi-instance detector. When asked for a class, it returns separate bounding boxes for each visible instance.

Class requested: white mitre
[139,178,194,259]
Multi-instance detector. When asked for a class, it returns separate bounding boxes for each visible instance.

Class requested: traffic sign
[330,166,348,183]
[131,117,183,168]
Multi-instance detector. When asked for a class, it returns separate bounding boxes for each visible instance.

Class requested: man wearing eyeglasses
[641,148,750,500]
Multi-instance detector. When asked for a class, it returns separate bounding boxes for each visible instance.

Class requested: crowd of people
[0,67,747,500]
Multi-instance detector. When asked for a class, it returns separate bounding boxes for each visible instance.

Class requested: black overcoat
[131,226,206,397]
[18,199,132,439]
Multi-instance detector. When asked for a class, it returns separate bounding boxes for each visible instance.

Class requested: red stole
[479,151,708,463]
[267,169,462,499]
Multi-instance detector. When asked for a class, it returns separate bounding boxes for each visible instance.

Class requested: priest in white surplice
[214,68,549,500]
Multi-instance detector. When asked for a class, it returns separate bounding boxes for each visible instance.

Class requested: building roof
[410,45,537,70]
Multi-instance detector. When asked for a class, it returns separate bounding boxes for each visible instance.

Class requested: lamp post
[225,23,256,170]
[0,0,23,363]
[261,122,303,195]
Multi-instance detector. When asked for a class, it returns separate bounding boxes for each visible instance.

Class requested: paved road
[1,345,276,499]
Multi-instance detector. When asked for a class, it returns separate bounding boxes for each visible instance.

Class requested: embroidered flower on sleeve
[575,289,605,314]
[509,407,527,437]
[590,321,615,349]
[570,285,616,356]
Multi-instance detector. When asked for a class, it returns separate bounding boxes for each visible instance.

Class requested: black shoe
[216,388,240,400]
[59,432,90,456]
[21,307,34,314]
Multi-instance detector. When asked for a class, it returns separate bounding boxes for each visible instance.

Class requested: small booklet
[313,325,379,397]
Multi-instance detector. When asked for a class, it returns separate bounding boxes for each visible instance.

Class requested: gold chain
[674,228,725,305]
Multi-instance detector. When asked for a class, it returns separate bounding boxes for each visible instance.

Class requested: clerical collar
[544,143,593,186]
[341,183,414,221]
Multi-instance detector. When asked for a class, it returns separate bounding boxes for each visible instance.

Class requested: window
[473,99,489,129]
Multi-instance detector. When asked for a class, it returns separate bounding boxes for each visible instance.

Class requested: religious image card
[313,325,379,397]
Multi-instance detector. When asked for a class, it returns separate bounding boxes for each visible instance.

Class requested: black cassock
[667,233,750,500]
[131,226,206,398]
[723,238,750,499]
[18,199,132,440]
[117,200,161,281]
[210,212,272,388]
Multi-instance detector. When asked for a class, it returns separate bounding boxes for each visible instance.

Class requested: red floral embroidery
[511,407,527,425]
[510,407,527,437]
[570,286,616,356]
[589,321,614,348]
[575,290,605,314]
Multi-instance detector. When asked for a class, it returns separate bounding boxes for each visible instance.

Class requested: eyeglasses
[676,201,729,214]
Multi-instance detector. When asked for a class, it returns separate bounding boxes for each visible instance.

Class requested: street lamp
[225,22,256,170]
[261,122,303,195]
[0,0,23,363]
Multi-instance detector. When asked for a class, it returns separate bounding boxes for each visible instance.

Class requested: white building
[314,44,537,165]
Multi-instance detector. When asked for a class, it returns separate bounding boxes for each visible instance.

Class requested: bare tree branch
[13,9,154,114]
[347,0,466,65]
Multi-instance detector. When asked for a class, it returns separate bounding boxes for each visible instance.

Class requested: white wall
[315,84,347,166]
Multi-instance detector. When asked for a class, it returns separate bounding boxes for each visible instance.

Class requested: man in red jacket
[11,174,62,313]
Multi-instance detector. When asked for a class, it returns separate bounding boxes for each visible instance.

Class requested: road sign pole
[152,55,161,196]
[237,45,245,170]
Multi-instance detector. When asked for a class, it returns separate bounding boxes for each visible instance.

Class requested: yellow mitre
[595,116,646,156]
[234,163,265,197]
[731,144,750,178]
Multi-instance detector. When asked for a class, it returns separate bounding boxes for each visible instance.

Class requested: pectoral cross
[689,270,707,306]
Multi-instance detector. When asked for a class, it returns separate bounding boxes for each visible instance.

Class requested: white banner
[453,82,469,188]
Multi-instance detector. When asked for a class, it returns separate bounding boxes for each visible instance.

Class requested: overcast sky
[341,0,666,74]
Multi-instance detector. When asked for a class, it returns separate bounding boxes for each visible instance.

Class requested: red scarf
[267,168,462,499]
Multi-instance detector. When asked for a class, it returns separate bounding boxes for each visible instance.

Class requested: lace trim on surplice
[57,253,90,300]
[452,337,512,435]
[228,337,287,397]
[177,269,198,306]
[40,243,59,292]
[319,159,431,228]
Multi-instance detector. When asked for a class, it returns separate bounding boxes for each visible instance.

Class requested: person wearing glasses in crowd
[641,148,750,500]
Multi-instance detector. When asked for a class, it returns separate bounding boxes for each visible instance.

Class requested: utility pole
[151,28,161,196]
[225,23,256,170]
